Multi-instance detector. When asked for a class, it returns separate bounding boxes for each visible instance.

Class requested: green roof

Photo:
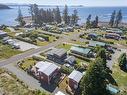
[70,46,91,55]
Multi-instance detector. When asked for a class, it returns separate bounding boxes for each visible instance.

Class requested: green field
[112,63,127,94]
[0,68,47,95]
[0,43,22,60]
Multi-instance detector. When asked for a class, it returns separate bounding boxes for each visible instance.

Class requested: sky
[0,0,127,6]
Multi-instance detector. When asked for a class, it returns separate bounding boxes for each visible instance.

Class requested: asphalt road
[0,31,81,67]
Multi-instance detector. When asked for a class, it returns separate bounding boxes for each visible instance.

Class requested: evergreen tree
[115,10,122,27]
[54,6,61,23]
[29,4,39,24]
[63,5,69,24]
[80,58,109,95]
[17,6,25,26]
[91,16,98,28]
[86,14,91,29]
[95,16,99,27]
[71,9,78,25]
[29,4,34,21]
[118,53,127,69]
[109,10,116,27]
[96,48,107,62]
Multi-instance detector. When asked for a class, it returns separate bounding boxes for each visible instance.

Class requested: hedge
[32,56,44,61]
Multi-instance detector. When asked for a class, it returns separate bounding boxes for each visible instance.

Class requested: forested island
[0,4,10,9]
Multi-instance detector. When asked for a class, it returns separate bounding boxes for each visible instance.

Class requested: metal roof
[89,41,106,47]
[35,61,45,69]
[47,48,66,57]
[38,61,59,76]
[0,30,7,35]
[65,56,76,64]
[70,46,91,55]
[68,70,83,83]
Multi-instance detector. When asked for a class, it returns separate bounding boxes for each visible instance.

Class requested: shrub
[32,56,44,61]
[60,66,73,75]
[16,36,37,45]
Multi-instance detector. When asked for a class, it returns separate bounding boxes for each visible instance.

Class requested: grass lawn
[36,40,49,46]
[102,38,127,45]
[57,44,72,50]
[19,57,37,71]
[3,28,11,32]
[0,68,47,95]
[71,40,87,46]
[76,58,89,64]
[112,63,127,92]
[0,43,22,60]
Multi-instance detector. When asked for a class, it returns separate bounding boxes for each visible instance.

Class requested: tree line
[109,10,122,28]
[17,5,123,29]
[85,15,99,29]
[85,10,122,29]
[29,4,79,26]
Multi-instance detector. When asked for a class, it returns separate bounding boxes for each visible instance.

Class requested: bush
[60,66,73,75]
[16,36,37,45]
[32,56,44,61]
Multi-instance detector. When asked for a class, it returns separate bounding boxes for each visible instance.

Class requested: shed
[65,56,76,65]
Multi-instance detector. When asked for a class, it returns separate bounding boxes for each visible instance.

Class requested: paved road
[3,64,50,94]
[0,31,81,67]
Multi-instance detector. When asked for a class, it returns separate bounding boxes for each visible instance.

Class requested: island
[0,4,11,9]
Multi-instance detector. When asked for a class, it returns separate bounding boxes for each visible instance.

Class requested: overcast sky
[0,0,127,6]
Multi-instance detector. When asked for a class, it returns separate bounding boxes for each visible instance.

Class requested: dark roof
[88,33,97,37]
[47,48,67,57]
[65,56,76,64]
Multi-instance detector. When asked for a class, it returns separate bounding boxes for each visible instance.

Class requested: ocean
[0,6,127,26]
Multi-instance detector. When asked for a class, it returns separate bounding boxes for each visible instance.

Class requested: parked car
[12,43,20,49]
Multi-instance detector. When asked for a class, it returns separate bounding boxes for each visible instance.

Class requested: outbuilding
[64,56,76,65]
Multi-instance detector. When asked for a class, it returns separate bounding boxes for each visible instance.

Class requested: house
[47,48,67,63]
[0,30,7,38]
[88,41,106,47]
[87,33,98,39]
[66,27,74,32]
[106,28,123,35]
[68,70,83,89]
[105,33,120,40]
[64,56,76,65]
[70,46,91,57]
[33,61,60,84]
